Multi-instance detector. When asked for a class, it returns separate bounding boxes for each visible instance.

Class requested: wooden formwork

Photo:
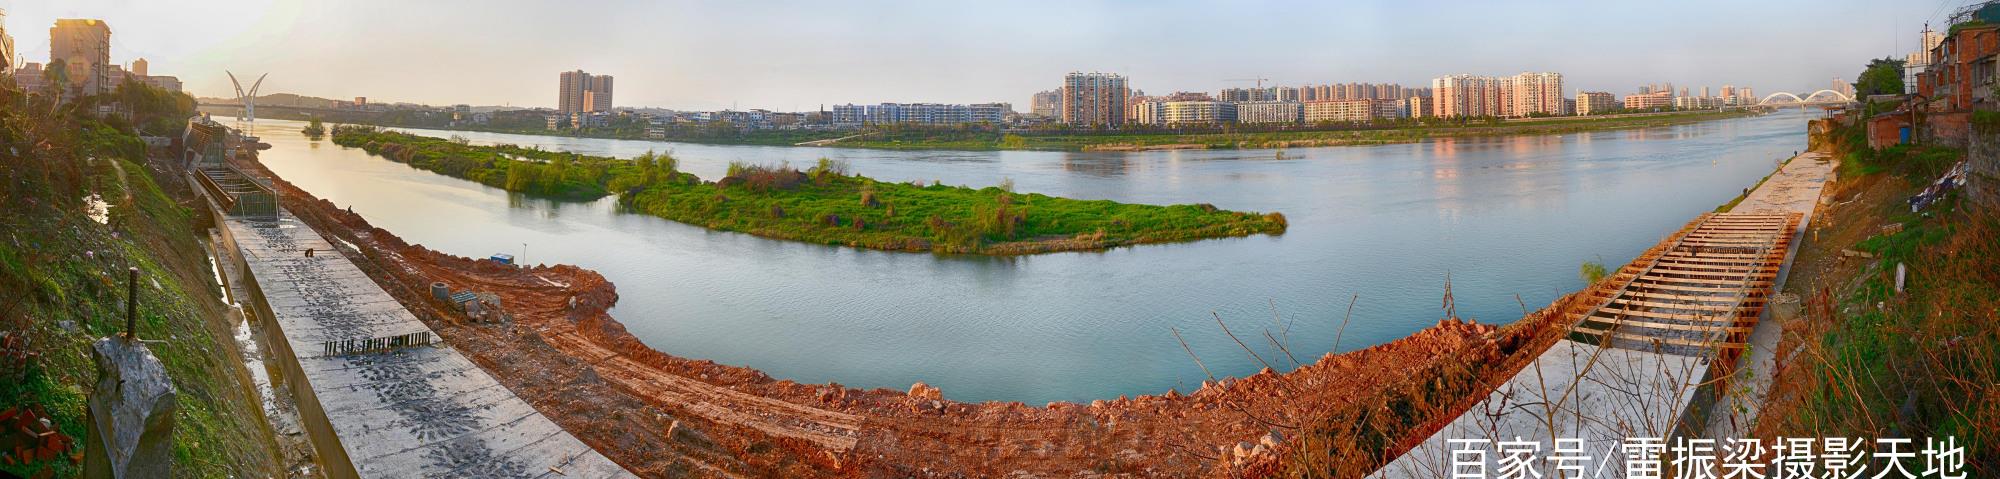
[1564,213,1801,374]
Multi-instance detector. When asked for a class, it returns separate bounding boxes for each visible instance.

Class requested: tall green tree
[1854,57,1907,98]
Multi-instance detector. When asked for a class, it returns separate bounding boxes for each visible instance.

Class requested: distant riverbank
[835,109,1763,151]
[214,104,1758,153]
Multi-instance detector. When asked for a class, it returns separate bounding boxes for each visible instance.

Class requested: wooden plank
[1684,234,1781,241]
[1617,269,1777,281]
[1659,252,1771,260]
[1570,315,1758,333]
[1628,276,1775,288]
[1614,290,1768,304]
[1647,267,1778,279]
[1680,239,1779,247]
[1626,282,1773,294]
[1656,256,1784,267]
[1568,327,1749,348]
[1590,306,1749,322]
[1651,259,1770,271]
[1604,297,1763,312]
[1652,260,1780,271]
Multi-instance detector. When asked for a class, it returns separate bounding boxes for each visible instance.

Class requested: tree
[1854,57,1907,98]
[1579,259,1608,285]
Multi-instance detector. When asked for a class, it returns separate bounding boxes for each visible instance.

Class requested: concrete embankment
[1371,151,1834,477]
[194,165,632,478]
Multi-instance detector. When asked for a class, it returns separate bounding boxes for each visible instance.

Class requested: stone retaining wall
[1969,129,2000,212]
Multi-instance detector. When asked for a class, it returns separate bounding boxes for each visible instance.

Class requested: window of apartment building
[1977,55,1998,88]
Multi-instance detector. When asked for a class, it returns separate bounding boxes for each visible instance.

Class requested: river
[239,112,1811,404]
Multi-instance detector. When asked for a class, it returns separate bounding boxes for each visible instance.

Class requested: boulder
[84,338,177,479]
[907,381,943,401]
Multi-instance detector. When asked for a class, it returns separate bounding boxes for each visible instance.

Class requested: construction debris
[0,406,72,467]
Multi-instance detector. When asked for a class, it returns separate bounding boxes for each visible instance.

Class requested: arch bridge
[1757,89,1854,106]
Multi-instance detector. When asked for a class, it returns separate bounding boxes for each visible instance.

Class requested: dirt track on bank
[229,152,1580,477]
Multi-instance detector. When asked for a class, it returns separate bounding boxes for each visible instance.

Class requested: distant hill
[196,92,528,112]
[197,92,347,109]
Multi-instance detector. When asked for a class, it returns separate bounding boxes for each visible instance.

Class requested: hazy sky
[0,0,1955,110]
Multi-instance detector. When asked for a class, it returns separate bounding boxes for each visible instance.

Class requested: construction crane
[1224,77,1271,89]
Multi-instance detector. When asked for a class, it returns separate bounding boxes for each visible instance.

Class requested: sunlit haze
[1,0,1948,110]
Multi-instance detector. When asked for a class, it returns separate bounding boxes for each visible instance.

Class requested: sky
[0,0,1959,111]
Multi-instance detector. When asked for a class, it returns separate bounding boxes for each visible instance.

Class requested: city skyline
[0,0,1950,111]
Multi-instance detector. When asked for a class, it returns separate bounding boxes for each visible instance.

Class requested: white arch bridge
[1757,89,1855,106]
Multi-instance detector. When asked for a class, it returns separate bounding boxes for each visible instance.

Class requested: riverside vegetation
[1,80,284,476]
[329,126,1287,254]
[1753,113,2000,471]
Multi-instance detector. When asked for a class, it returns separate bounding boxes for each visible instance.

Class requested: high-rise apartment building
[590,75,613,111]
[1304,99,1401,123]
[1297,82,1426,102]
[1506,72,1564,117]
[1235,101,1302,124]
[1622,92,1673,110]
[831,102,1009,125]
[1431,74,1502,118]
[558,70,614,114]
[1432,73,1564,118]
[1062,72,1128,127]
[1576,91,1616,116]
[1150,101,1236,125]
[1030,89,1063,118]
[1274,87,1301,102]
[51,19,112,96]
[1218,87,1276,102]
[1407,96,1431,118]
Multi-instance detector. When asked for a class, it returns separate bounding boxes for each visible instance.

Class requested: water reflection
[243,114,1809,404]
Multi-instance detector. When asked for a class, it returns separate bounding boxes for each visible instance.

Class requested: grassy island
[329,126,1287,254]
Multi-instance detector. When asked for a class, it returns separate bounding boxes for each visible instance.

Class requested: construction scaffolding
[1565,212,1802,377]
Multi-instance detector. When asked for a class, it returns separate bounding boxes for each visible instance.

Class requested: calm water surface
[243,113,1810,404]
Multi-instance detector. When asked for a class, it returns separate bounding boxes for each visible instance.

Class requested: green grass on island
[328,126,1288,254]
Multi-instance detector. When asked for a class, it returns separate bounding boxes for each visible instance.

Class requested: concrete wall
[195,181,360,479]
[1928,111,1972,149]
[1969,128,2000,212]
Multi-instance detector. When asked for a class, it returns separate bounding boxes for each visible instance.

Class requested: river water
[241,113,1810,404]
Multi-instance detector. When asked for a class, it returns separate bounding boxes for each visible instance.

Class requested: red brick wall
[1869,115,1910,149]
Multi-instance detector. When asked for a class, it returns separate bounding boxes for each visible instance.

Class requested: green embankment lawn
[2,115,283,477]
[330,127,1287,254]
